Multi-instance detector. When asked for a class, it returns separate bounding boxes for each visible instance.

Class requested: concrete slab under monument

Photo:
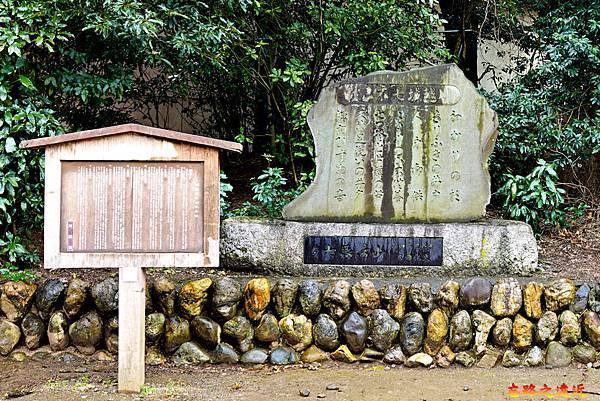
[220,217,539,277]
[221,64,538,276]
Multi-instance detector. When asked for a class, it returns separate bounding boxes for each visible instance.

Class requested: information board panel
[60,161,204,253]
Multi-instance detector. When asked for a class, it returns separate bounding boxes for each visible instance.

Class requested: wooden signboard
[21,124,242,393]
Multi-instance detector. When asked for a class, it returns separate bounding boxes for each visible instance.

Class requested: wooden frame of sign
[21,124,242,393]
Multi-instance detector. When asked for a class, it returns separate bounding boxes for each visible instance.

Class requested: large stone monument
[283,64,496,222]
[222,64,538,276]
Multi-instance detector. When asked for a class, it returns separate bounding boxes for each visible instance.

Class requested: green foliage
[487,0,599,232]
[219,171,233,216]
[499,160,572,227]
[1,0,448,268]
[229,166,313,218]
[0,233,37,282]
[0,0,67,277]
[225,0,449,181]
[0,0,245,272]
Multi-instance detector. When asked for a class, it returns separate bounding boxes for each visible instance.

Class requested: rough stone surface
[449,310,472,352]
[279,314,313,352]
[223,316,254,353]
[582,310,600,347]
[244,278,270,321]
[240,348,269,364]
[459,278,492,308]
[405,352,433,368]
[191,316,221,348]
[341,311,368,354]
[544,279,576,311]
[282,64,498,223]
[272,279,298,318]
[331,345,357,363]
[367,309,400,352]
[35,279,66,320]
[490,278,522,317]
[323,280,351,320]
[7,275,600,369]
[269,346,299,365]
[298,280,322,317]
[351,280,380,316]
[0,281,37,322]
[379,284,407,320]
[512,314,534,350]
[435,345,456,368]
[21,313,45,350]
[502,350,522,367]
[546,341,572,368]
[477,348,501,368]
[152,277,176,316]
[524,346,544,366]
[523,282,543,320]
[383,345,406,364]
[145,313,166,344]
[47,311,69,351]
[492,317,512,348]
[63,278,89,319]
[172,341,210,365]
[212,278,241,321]
[211,342,240,364]
[589,284,600,313]
[313,314,339,351]
[254,313,280,344]
[472,310,496,355]
[69,311,103,355]
[571,284,590,313]
[559,310,581,346]
[455,351,475,367]
[0,319,21,355]
[572,344,596,364]
[164,316,191,353]
[221,218,539,276]
[424,308,448,356]
[146,347,166,365]
[178,278,212,320]
[536,311,558,344]
[436,280,460,313]
[91,278,118,315]
[360,348,384,362]
[301,345,329,363]
[104,316,118,354]
[400,312,425,356]
[409,283,433,314]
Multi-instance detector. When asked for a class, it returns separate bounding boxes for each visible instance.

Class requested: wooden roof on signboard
[20,123,243,153]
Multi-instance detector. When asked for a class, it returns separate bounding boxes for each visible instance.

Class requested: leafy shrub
[498,160,588,228]
[486,0,600,232]
[228,167,313,218]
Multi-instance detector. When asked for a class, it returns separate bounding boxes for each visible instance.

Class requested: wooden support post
[118,266,146,393]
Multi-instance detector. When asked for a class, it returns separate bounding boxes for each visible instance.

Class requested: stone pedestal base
[220,217,539,277]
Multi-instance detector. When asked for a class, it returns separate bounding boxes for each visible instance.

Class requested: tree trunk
[439,0,479,85]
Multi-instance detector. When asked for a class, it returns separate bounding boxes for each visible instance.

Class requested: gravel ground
[2,358,600,401]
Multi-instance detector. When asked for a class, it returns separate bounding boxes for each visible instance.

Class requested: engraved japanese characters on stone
[283,64,498,222]
[336,83,461,106]
[304,236,443,266]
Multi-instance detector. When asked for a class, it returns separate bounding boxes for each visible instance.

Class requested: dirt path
[2,358,600,401]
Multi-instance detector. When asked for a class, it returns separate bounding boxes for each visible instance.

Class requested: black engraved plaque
[304,236,443,266]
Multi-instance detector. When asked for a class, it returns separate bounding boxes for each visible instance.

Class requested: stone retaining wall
[1,277,599,368]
